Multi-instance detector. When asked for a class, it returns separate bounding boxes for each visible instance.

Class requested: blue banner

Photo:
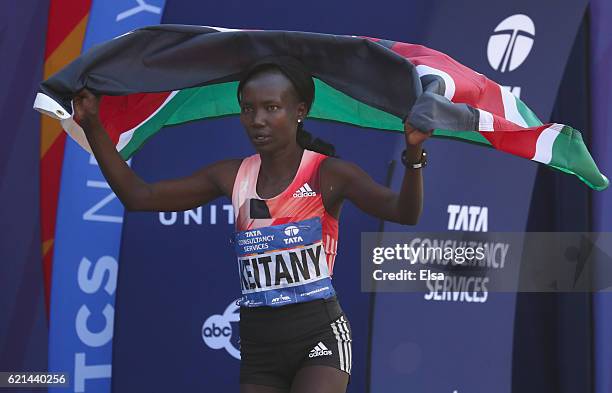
[48,1,165,392]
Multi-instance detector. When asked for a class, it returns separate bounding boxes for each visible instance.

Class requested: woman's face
[239,70,307,154]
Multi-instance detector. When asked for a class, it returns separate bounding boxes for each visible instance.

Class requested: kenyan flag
[34,25,608,191]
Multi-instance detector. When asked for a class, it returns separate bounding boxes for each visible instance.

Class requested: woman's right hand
[71,87,239,212]
[73,88,101,131]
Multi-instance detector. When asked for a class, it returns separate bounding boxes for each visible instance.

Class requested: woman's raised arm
[321,123,430,225]
[74,89,240,212]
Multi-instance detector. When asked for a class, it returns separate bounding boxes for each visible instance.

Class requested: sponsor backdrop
[48,1,165,392]
[371,1,588,393]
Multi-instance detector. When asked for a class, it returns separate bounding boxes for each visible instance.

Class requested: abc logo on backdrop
[201,300,241,360]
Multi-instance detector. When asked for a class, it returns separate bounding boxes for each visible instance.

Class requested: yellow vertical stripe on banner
[40,116,64,158]
[42,239,54,257]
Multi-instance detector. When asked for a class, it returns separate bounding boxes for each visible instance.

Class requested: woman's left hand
[404,122,432,146]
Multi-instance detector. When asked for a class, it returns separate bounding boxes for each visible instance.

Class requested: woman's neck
[259,145,304,181]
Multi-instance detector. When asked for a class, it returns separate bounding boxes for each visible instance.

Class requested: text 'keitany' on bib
[233,218,335,307]
[231,149,339,307]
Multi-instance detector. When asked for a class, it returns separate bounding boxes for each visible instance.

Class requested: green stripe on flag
[515,97,542,127]
[549,125,609,191]
[119,89,198,159]
[433,129,491,146]
[119,79,410,159]
[116,80,611,191]
[118,78,506,160]
[165,82,241,126]
[310,80,403,131]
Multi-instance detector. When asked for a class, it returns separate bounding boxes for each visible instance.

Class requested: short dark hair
[237,56,335,157]
[237,56,314,112]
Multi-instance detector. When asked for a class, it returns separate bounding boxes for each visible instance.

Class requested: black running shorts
[239,296,352,389]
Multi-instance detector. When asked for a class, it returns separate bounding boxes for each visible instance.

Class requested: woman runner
[73,56,430,393]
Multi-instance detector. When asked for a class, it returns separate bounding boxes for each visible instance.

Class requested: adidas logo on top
[293,183,316,198]
[309,342,332,358]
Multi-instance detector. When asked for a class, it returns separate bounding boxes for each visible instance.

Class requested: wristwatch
[401,148,427,169]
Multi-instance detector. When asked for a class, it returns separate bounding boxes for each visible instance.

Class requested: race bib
[233,217,336,307]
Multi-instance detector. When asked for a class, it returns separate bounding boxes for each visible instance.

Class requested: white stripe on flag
[477,109,495,131]
[60,118,92,153]
[500,86,528,127]
[117,91,179,151]
[415,64,456,100]
[201,25,244,32]
[532,124,562,164]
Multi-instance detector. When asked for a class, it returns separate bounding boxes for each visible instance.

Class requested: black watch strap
[401,148,427,169]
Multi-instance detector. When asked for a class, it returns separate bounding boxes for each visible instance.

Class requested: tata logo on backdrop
[447,205,488,232]
[487,14,535,73]
[201,300,241,360]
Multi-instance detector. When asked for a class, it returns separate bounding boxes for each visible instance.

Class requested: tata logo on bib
[487,14,535,73]
[201,300,241,360]
[283,225,303,245]
[447,205,488,232]
[284,225,300,236]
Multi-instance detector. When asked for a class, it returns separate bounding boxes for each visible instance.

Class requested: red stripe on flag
[380,39,548,161]
[99,92,173,145]
[476,79,505,120]
[387,43,473,102]
[388,41,497,107]
[479,122,548,159]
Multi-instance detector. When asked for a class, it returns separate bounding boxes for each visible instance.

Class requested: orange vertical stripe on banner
[40,16,90,157]
[40,1,91,317]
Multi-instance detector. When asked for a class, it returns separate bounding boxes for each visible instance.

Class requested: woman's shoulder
[320,155,364,186]
[210,157,244,171]
[320,155,361,175]
[202,158,245,198]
